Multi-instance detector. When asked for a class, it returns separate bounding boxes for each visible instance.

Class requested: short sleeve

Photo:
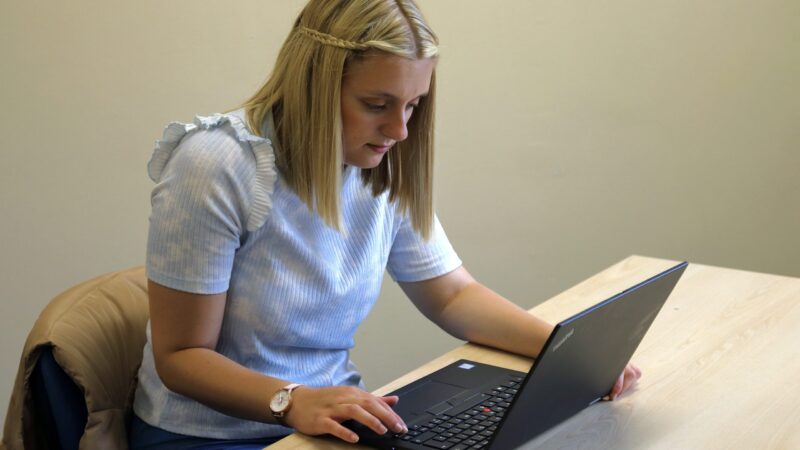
[386,214,462,283]
[145,114,276,294]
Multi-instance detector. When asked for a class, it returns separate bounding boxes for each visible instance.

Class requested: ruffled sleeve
[147,112,277,232]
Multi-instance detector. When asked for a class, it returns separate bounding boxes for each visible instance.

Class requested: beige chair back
[1,267,149,450]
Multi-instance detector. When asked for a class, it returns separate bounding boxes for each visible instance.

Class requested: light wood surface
[268,256,800,449]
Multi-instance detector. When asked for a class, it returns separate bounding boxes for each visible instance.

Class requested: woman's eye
[365,102,387,111]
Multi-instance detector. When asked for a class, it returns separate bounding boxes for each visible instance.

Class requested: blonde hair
[243,0,439,239]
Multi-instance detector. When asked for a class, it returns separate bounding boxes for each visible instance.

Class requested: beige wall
[1,0,798,428]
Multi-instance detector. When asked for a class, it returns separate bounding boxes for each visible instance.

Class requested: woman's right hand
[286,386,408,443]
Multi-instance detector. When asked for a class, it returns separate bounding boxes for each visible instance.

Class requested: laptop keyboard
[397,375,524,450]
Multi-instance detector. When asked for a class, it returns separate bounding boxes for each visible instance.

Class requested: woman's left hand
[607,362,642,400]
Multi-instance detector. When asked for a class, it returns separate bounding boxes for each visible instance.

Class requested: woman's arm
[398,267,640,398]
[398,267,553,358]
[148,280,408,443]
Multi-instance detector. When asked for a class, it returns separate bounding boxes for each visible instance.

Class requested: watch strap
[283,383,302,393]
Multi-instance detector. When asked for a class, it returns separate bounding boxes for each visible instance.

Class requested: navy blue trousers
[129,414,286,450]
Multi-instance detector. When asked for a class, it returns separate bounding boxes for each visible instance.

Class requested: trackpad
[394,380,463,418]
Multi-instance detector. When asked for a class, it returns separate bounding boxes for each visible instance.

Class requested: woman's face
[340,52,435,169]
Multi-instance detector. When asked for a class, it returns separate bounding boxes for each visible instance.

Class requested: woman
[130,0,641,448]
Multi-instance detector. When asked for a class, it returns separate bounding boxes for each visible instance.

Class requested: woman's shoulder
[147,109,268,180]
[147,109,277,231]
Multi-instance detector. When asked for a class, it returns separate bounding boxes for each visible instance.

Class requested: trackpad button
[394,380,463,417]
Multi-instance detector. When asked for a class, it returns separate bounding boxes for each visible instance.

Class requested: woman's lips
[367,143,392,154]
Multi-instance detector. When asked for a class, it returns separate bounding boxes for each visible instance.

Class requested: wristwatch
[269,383,303,425]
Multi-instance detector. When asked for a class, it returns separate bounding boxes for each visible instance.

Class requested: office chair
[1,267,149,450]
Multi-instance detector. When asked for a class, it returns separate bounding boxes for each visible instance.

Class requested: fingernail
[395,422,406,433]
[380,425,388,434]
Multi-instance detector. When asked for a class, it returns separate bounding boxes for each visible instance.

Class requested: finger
[610,368,638,400]
[621,377,635,396]
[340,403,390,436]
[380,395,400,407]
[323,417,360,444]
[610,373,624,400]
[621,368,639,395]
[337,389,406,433]
[361,396,406,433]
[626,363,640,378]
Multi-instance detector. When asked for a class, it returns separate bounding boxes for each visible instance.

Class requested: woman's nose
[381,108,409,142]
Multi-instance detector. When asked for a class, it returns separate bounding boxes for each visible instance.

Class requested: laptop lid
[489,261,687,449]
[346,261,687,449]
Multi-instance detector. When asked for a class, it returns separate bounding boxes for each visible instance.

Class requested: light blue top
[133,109,462,439]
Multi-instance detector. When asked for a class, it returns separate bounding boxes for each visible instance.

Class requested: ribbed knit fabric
[133,110,462,439]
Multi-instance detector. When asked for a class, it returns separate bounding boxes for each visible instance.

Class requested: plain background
[1,0,798,429]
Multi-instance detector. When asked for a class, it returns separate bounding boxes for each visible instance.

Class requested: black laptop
[347,261,688,450]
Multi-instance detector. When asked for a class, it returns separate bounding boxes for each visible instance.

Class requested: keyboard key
[412,432,437,444]
[423,440,454,449]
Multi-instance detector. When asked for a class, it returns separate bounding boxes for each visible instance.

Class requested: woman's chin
[344,153,386,169]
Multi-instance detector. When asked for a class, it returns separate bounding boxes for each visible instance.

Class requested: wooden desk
[270,256,800,449]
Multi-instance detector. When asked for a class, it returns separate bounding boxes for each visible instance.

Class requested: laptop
[346,261,688,450]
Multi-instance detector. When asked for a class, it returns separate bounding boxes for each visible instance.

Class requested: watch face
[270,390,290,413]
